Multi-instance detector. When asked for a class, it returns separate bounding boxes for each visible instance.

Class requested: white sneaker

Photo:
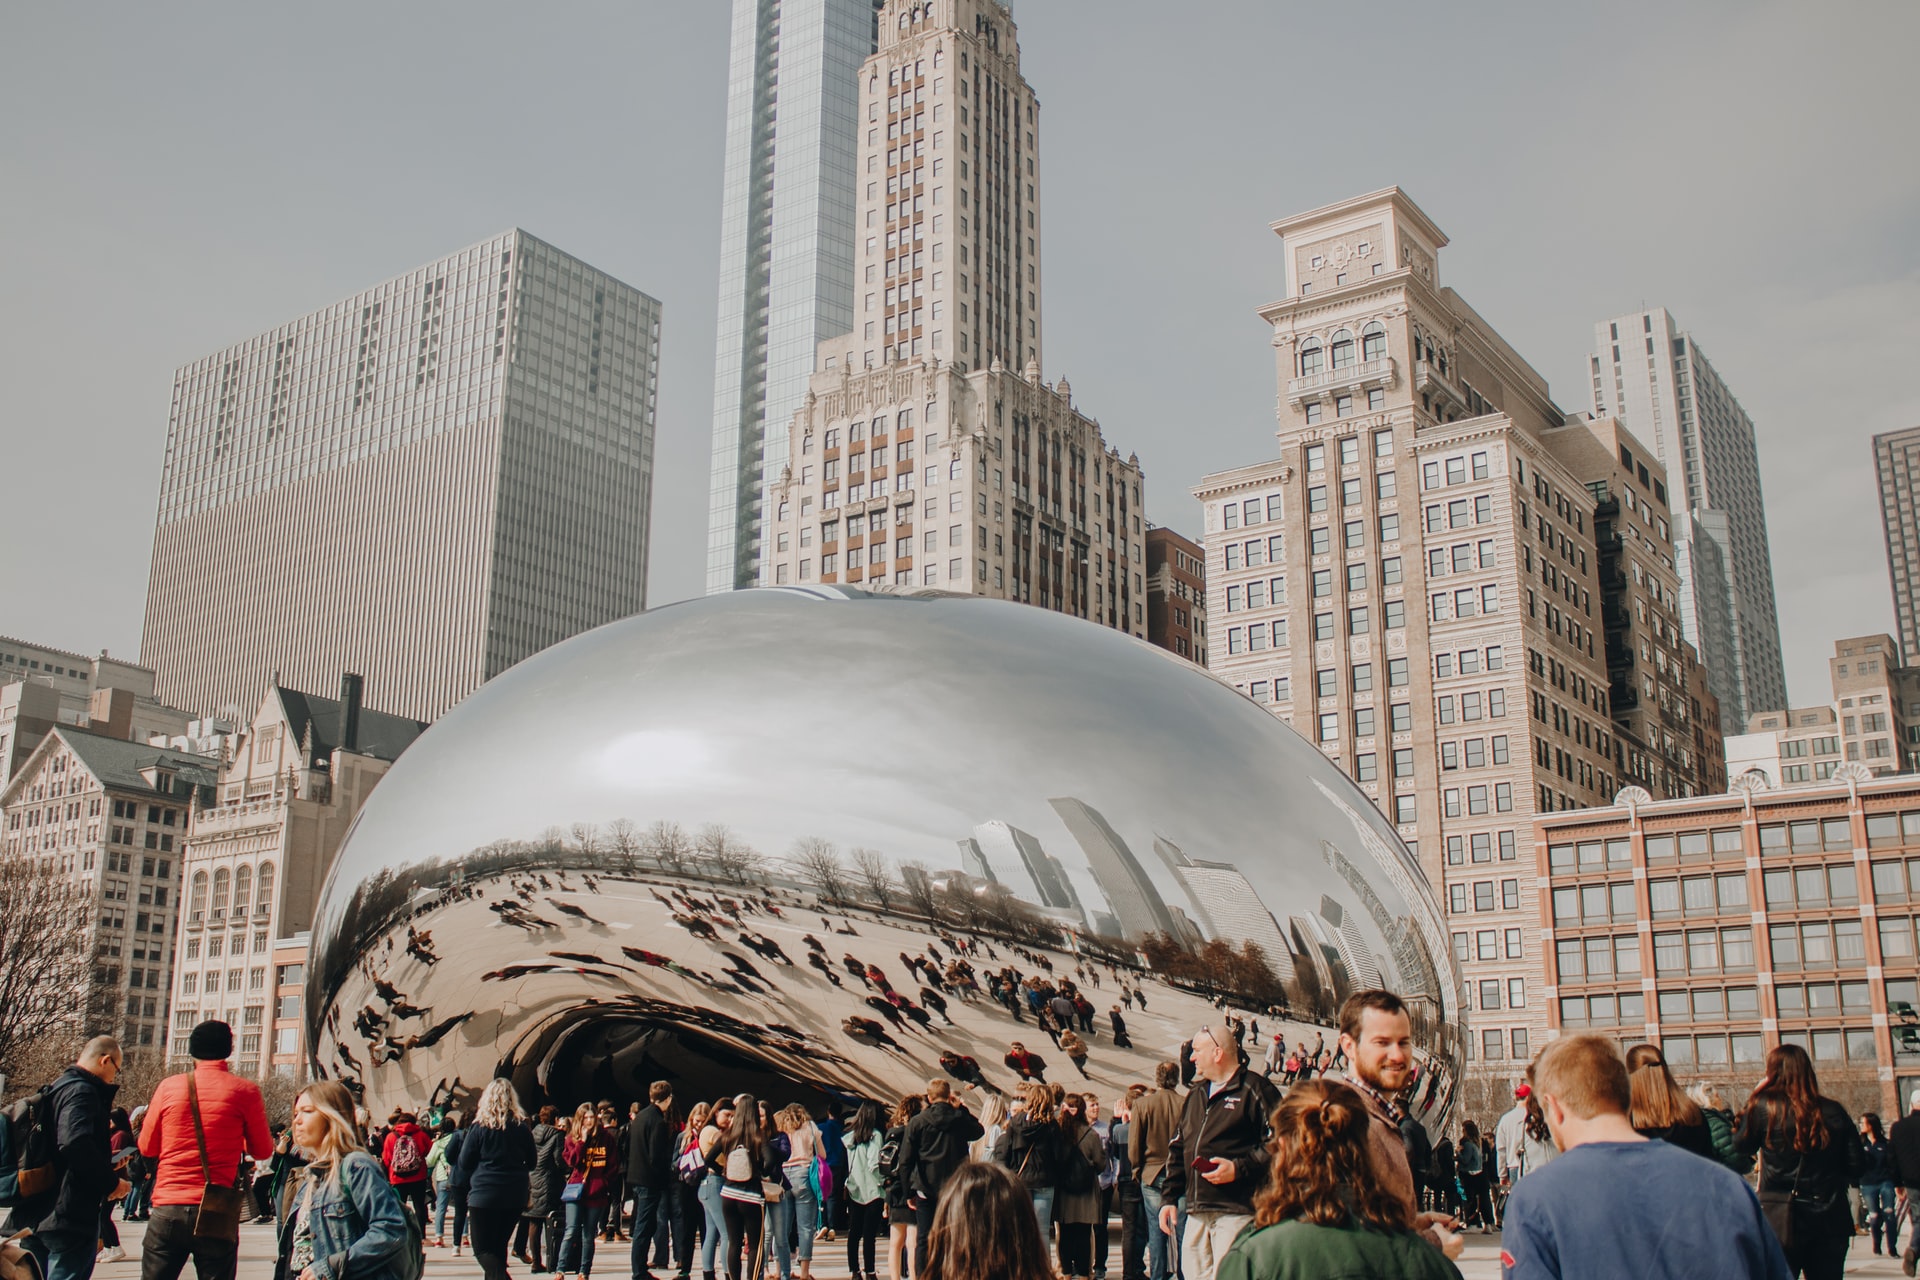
[97,1247,128,1264]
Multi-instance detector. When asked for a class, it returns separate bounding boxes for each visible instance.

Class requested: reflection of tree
[900,861,939,919]
[1137,933,1316,1013]
[699,824,764,886]
[570,823,603,862]
[851,847,894,911]
[644,821,692,876]
[791,837,850,906]
[605,819,641,875]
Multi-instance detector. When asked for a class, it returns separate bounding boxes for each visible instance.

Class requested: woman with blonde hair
[1215,1079,1460,1279]
[457,1079,537,1280]
[773,1104,824,1280]
[1683,1081,1749,1173]
[273,1079,414,1280]
[1623,1044,1715,1160]
[971,1092,1008,1165]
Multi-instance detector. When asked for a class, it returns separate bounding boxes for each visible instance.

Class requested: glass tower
[706,0,882,594]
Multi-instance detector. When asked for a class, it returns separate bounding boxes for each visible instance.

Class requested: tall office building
[140,232,661,723]
[1874,426,1920,661]
[1151,836,1297,985]
[760,1,1151,636]
[1588,309,1786,732]
[706,0,884,594]
[1049,796,1176,940]
[1199,189,1726,1073]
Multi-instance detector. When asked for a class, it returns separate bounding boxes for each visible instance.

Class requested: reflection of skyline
[1153,836,1299,986]
[1319,895,1383,991]
[959,821,1089,931]
[1049,796,1179,940]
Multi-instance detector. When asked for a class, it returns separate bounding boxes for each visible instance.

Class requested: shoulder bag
[188,1074,246,1242]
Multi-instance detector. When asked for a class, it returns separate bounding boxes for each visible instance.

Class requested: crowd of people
[7,995,1920,1280]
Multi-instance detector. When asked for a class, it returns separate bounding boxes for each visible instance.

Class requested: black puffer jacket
[4,1066,118,1238]
[525,1122,566,1218]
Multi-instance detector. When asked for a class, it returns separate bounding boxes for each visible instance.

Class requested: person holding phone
[1155,1021,1280,1280]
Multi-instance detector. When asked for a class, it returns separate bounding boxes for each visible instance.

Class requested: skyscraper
[1049,796,1175,940]
[1588,308,1786,731]
[960,818,1083,917]
[759,1,1150,636]
[706,0,884,594]
[141,231,661,723]
[1874,426,1920,661]
[1151,836,1297,984]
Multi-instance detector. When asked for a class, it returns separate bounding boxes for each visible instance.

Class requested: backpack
[723,1145,753,1183]
[1057,1133,1097,1195]
[674,1138,707,1187]
[877,1128,904,1189]
[389,1129,424,1179]
[0,1087,57,1208]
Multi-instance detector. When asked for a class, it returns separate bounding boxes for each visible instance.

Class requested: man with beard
[1330,989,1463,1262]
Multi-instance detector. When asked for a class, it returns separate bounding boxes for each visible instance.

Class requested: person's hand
[1417,1210,1459,1233]
[298,1268,321,1280]
[110,1179,130,1201]
[1198,1157,1236,1186]
[1434,1226,1465,1261]
[1158,1203,1178,1235]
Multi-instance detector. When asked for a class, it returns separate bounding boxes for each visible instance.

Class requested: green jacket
[1217,1219,1462,1280]
[1702,1107,1753,1176]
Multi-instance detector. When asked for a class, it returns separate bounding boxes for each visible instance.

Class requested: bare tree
[899,861,940,921]
[699,824,763,886]
[850,847,895,911]
[645,820,692,876]
[569,822,604,864]
[0,857,90,1090]
[605,819,642,876]
[791,837,849,905]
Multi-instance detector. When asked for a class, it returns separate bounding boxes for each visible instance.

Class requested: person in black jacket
[1156,1020,1279,1280]
[625,1082,674,1280]
[1734,1043,1865,1280]
[1887,1089,1920,1274]
[899,1080,983,1276]
[458,1079,539,1280]
[3,1036,127,1280]
[1624,1044,1716,1162]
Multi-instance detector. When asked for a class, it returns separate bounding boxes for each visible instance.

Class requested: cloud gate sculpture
[310,588,1462,1126]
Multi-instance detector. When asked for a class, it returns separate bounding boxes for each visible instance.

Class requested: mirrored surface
[310,588,1462,1122]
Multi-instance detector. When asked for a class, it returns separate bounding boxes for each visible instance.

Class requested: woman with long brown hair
[1052,1094,1109,1280]
[882,1093,924,1280]
[1623,1044,1715,1160]
[1734,1043,1864,1280]
[556,1102,619,1280]
[1215,1079,1459,1279]
[918,1161,1054,1280]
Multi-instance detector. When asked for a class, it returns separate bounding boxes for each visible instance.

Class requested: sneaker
[97,1247,127,1264]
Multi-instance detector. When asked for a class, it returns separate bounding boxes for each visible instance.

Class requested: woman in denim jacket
[275,1079,412,1280]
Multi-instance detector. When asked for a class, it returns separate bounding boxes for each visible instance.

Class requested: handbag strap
[186,1073,216,1186]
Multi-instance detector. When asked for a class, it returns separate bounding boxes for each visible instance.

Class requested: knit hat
[188,1020,233,1061]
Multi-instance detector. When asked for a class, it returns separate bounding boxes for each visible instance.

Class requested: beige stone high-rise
[760,1,1148,633]
[140,231,661,724]
[1198,189,1726,1073]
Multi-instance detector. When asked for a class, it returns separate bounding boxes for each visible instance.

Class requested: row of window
[1301,430,1395,472]
[180,967,268,995]
[1296,324,1388,376]
[1444,829,1520,865]
[1470,1027,1531,1062]
[1455,925,1527,963]
[1446,877,1522,914]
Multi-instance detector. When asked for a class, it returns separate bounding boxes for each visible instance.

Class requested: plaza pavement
[89,1215,1916,1280]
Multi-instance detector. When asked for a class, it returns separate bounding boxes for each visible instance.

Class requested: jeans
[1861,1180,1898,1253]
[785,1180,818,1261]
[560,1202,610,1275]
[25,1229,96,1280]
[667,1179,697,1274]
[1140,1186,1172,1280]
[1178,1210,1252,1280]
[698,1174,731,1275]
[631,1185,666,1278]
[1031,1185,1056,1238]
[138,1203,239,1280]
[845,1198,884,1275]
[1115,1182,1147,1280]
[437,1183,470,1245]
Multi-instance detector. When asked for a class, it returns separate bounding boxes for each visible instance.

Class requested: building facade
[1197,189,1729,1075]
[140,231,661,723]
[1,729,219,1051]
[1830,634,1920,776]
[1145,526,1207,664]
[1727,706,1845,788]
[758,1,1148,634]
[1537,776,1920,1118]
[707,0,884,593]
[165,679,423,1075]
[1588,309,1786,734]
[1874,426,1920,662]
[1,643,197,790]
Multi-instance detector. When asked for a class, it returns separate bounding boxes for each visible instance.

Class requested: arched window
[897,408,913,431]
[190,871,208,918]
[211,868,230,918]
[1362,322,1386,363]
[1329,329,1355,370]
[849,419,864,442]
[871,416,887,437]
[1298,339,1324,378]
[255,862,274,915]
[233,865,252,917]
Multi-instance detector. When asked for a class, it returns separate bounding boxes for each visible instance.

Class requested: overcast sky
[3,1,1916,708]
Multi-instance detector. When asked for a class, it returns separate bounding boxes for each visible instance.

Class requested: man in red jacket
[136,1021,272,1280]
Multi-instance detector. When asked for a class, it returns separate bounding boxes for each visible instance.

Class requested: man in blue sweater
[1501,1034,1790,1280]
